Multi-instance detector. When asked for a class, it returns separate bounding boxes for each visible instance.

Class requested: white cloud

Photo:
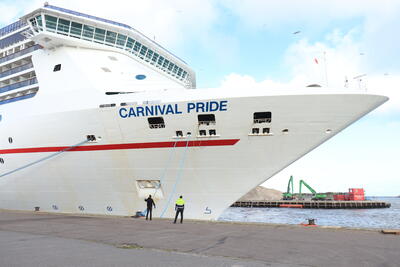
[0,5,19,25]
[220,27,400,113]
[220,0,400,30]
[4,0,218,48]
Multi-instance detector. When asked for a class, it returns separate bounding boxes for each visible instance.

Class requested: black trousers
[146,208,153,220]
[174,208,184,223]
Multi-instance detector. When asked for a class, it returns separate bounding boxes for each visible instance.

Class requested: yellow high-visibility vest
[176,198,185,205]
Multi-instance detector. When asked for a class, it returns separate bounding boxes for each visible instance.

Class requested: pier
[232,200,391,209]
[0,210,399,267]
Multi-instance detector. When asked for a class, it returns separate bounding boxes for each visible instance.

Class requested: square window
[254,112,272,123]
[94,28,106,43]
[53,64,61,72]
[82,25,94,40]
[148,117,165,129]
[70,22,83,37]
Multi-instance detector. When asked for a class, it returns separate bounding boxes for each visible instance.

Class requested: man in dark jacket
[144,195,156,220]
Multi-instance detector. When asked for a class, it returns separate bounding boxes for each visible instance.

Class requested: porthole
[8,137,13,143]
[0,158,4,164]
[135,74,146,80]
[282,129,289,133]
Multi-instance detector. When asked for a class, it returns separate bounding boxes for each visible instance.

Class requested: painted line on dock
[0,139,240,154]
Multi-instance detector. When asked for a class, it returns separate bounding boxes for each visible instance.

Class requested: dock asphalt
[0,210,399,267]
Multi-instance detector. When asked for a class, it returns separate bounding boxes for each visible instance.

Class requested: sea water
[219,197,400,229]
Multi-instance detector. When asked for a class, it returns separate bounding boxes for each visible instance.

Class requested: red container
[349,188,364,194]
[353,195,365,201]
[347,194,365,201]
[334,194,346,201]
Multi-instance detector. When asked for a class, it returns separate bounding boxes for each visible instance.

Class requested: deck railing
[0,45,40,65]
[0,62,34,79]
[0,77,38,94]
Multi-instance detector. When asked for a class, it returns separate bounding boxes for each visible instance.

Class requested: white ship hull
[0,91,387,220]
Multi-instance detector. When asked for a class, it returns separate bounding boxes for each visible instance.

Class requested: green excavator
[282,176,327,200]
[282,175,295,200]
[299,179,327,200]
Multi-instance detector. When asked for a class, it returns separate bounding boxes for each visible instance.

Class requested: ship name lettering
[118,100,228,118]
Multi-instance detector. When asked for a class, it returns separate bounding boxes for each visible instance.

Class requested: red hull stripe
[0,139,240,154]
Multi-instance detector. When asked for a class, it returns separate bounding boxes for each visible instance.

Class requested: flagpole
[323,51,328,87]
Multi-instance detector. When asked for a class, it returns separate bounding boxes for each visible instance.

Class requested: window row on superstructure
[0,30,27,50]
[0,72,37,94]
[0,87,38,106]
[0,20,27,38]
[0,62,33,79]
[28,13,194,88]
[0,44,40,64]
[0,21,40,106]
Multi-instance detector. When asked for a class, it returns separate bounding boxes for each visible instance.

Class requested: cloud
[0,1,25,25]
[0,0,219,49]
[220,0,400,30]
[220,0,400,72]
[220,26,400,113]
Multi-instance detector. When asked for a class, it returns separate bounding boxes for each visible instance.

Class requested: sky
[1,0,399,195]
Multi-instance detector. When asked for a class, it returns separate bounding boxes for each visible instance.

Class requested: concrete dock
[0,210,399,267]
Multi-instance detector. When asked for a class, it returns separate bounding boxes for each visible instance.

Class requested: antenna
[353,74,367,91]
[323,51,328,87]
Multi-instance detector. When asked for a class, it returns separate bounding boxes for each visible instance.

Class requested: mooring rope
[160,134,191,218]
[138,140,179,217]
[152,139,179,200]
[0,140,88,179]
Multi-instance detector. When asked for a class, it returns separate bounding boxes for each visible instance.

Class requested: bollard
[308,218,316,225]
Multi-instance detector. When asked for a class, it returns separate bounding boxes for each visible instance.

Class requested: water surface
[219,197,400,229]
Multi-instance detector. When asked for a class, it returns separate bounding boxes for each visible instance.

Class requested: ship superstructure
[0,4,388,220]
[0,20,39,107]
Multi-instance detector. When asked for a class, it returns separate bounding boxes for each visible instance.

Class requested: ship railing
[0,62,34,79]
[0,77,38,94]
[0,20,27,38]
[0,45,40,65]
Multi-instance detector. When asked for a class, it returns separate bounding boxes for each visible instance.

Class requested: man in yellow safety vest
[173,196,185,224]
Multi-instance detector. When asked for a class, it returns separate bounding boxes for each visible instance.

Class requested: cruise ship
[0,4,388,220]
